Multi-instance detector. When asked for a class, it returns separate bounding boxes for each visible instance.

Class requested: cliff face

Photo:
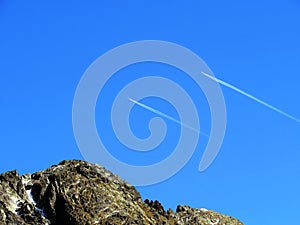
[0,160,244,225]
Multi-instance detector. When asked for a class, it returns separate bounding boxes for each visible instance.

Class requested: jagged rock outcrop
[0,160,244,225]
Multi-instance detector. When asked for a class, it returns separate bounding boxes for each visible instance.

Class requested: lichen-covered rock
[0,160,244,225]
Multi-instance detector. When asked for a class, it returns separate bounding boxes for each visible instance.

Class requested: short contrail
[128,97,209,137]
[201,72,300,124]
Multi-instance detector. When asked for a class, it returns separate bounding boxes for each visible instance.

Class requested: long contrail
[201,72,300,124]
[128,97,210,137]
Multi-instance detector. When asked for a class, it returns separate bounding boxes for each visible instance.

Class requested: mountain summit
[0,160,244,225]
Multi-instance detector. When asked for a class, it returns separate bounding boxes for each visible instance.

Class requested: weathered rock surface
[0,160,244,225]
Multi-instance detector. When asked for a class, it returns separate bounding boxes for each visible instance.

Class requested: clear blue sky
[1,1,300,224]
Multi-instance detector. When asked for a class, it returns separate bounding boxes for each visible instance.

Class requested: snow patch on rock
[21,174,35,205]
[7,194,20,215]
[199,208,209,212]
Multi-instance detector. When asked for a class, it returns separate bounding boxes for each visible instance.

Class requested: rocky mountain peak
[0,160,244,225]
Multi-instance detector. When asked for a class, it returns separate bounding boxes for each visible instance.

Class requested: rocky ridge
[0,160,244,225]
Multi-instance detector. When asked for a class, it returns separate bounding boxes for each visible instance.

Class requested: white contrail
[128,97,210,137]
[201,71,300,124]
